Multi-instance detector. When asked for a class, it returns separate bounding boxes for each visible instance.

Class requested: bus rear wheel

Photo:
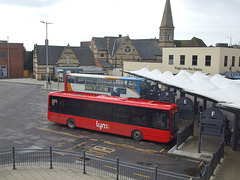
[132,130,143,141]
[67,119,76,129]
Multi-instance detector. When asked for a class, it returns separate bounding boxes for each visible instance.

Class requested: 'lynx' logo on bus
[96,121,109,130]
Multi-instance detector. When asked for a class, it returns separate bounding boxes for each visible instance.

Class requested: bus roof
[67,73,145,81]
[49,91,177,110]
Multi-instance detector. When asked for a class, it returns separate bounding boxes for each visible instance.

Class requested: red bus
[48,91,179,143]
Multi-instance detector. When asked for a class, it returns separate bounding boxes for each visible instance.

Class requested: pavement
[0,78,239,180]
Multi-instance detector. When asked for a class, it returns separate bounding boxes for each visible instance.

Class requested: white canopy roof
[127,68,240,110]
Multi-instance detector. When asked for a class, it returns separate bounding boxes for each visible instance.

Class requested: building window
[168,34,171,41]
[205,56,211,66]
[169,55,173,65]
[180,55,185,65]
[232,56,235,67]
[67,55,70,66]
[224,56,228,67]
[0,52,6,58]
[192,55,198,66]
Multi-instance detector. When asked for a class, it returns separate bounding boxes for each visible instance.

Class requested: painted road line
[86,149,107,157]
[90,139,98,141]
[197,162,204,170]
[0,136,6,140]
[133,173,150,178]
[159,148,165,153]
[14,141,23,144]
[54,152,65,156]
[104,141,158,154]
[103,165,117,170]
[32,146,43,149]
[36,127,88,138]
[65,142,87,151]
[55,142,68,147]
[92,146,115,153]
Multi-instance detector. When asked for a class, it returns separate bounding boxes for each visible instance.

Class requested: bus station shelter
[124,68,240,151]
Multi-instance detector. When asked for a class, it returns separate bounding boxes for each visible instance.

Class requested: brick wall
[0,42,25,78]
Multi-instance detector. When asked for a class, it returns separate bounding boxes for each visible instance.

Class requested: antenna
[227,36,232,46]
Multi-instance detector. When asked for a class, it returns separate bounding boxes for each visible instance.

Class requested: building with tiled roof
[33,44,96,80]
[89,0,207,75]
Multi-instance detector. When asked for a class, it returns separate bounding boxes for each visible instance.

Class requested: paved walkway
[0,78,239,180]
[0,166,113,180]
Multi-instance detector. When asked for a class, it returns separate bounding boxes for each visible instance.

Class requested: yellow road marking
[197,162,204,170]
[54,152,65,156]
[160,148,165,153]
[90,139,98,141]
[133,173,150,178]
[104,141,158,154]
[55,142,68,147]
[92,146,115,153]
[65,142,87,151]
[36,127,87,138]
[103,165,117,170]
[0,136,6,140]
[32,146,43,149]
[14,141,23,144]
[86,150,107,157]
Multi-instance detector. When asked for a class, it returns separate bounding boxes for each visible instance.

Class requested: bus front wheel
[67,119,76,129]
[132,130,143,141]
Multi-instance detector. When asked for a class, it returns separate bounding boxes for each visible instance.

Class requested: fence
[176,122,194,150]
[0,146,200,180]
[200,142,224,180]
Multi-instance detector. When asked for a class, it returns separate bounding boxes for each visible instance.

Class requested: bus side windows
[96,102,113,121]
[76,77,85,84]
[128,81,138,89]
[113,105,130,124]
[130,107,148,127]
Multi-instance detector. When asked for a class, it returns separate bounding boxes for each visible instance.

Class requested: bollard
[116,157,119,180]
[154,165,158,180]
[12,147,16,170]
[49,146,53,169]
[83,150,87,174]
[176,131,179,150]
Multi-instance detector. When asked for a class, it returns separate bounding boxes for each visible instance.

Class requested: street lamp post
[40,21,53,88]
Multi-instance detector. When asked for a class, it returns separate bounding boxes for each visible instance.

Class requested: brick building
[0,41,25,78]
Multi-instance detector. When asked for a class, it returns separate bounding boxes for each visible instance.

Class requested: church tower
[159,0,174,48]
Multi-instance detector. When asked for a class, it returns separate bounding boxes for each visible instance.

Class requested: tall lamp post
[40,21,53,88]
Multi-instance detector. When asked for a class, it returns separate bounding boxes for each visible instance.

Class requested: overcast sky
[0,0,239,51]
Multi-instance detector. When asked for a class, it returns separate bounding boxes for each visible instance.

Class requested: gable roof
[72,47,95,66]
[36,45,95,66]
[132,40,162,60]
[37,45,65,65]
[93,37,119,55]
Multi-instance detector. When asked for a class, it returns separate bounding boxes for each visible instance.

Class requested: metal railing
[176,122,194,150]
[0,146,200,180]
[200,142,224,180]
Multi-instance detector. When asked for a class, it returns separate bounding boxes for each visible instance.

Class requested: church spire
[159,0,174,48]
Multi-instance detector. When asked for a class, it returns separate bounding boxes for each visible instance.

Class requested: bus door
[50,97,67,122]
[57,99,67,121]
[151,109,170,140]
[66,76,75,92]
